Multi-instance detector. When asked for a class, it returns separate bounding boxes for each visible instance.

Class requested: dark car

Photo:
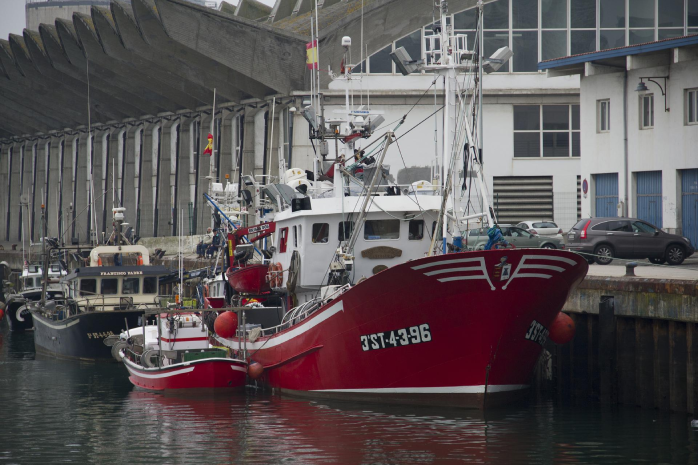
[566,217,695,266]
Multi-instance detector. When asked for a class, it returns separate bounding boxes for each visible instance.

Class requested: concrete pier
[543,270,698,414]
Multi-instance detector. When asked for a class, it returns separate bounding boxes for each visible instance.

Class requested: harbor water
[1,325,697,464]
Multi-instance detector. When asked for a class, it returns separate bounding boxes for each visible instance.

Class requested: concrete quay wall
[548,276,698,415]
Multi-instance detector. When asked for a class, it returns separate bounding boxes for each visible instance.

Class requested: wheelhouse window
[408,220,425,240]
[79,279,97,296]
[598,100,610,132]
[338,221,354,241]
[101,278,118,295]
[143,277,158,294]
[312,223,329,243]
[640,94,654,129]
[122,277,140,295]
[686,89,698,125]
[364,220,400,240]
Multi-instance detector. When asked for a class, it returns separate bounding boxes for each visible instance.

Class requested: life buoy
[137,255,144,266]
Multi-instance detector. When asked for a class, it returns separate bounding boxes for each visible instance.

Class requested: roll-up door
[636,171,662,228]
[682,169,698,247]
[594,173,618,217]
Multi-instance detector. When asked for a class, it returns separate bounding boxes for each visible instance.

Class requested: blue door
[682,169,698,247]
[636,171,662,228]
[594,173,619,217]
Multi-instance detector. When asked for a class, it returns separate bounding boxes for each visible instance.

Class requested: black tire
[665,244,686,266]
[541,243,556,249]
[649,257,666,265]
[594,244,614,265]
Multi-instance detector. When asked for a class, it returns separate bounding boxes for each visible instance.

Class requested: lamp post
[636,76,670,112]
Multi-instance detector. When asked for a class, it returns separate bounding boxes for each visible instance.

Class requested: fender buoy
[214,311,238,339]
[549,312,575,345]
[248,361,264,379]
[0,309,4,320]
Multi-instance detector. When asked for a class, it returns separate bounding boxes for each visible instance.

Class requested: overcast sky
[0,0,277,39]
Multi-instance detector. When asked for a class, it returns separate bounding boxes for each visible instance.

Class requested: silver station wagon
[465,224,565,250]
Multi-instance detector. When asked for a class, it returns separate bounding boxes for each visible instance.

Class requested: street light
[635,76,669,112]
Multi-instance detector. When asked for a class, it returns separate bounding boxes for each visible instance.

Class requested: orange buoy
[214,311,238,339]
[549,312,576,345]
[137,255,144,266]
[248,361,264,379]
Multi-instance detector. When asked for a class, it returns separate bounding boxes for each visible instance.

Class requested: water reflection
[1,326,697,464]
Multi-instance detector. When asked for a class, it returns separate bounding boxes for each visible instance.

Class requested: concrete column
[29,142,39,243]
[150,123,162,237]
[98,131,112,240]
[653,319,671,411]
[133,125,145,238]
[186,119,196,236]
[138,125,155,238]
[56,138,67,244]
[18,144,29,243]
[199,115,214,233]
[84,133,95,244]
[3,146,14,242]
[0,146,8,242]
[635,318,655,409]
[155,120,175,238]
[167,120,181,237]
[121,127,138,233]
[69,137,80,243]
[668,321,687,413]
[44,139,59,238]
[219,112,234,182]
[254,109,266,176]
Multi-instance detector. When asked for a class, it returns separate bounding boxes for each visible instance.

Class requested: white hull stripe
[126,364,195,379]
[33,316,80,330]
[220,300,345,351]
[311,384,528,394]
[231,365,247,372]
[524,255,577,266]
[424,266,483,276]
[411,258,483,270]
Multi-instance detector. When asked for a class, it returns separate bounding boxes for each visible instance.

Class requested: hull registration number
[360,324,431,352]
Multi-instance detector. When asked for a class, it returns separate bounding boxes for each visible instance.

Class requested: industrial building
[1,0,697,246]
[541,34,698,247]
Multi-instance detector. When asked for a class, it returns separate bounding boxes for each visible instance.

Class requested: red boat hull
[226,264,271,295]
[124,358,247,391]
[221,249,588,408]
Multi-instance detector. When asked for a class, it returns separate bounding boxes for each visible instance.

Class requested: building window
[514,105,580,157]
[640,94,654,129]
[687,89,698,125]
[598,100,610,132]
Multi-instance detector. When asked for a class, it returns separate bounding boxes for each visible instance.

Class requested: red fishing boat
[226,264,271,295]
[108,312,247,391]
[218,248,586,408]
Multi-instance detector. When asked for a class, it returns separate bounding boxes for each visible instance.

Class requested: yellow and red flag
[203,133,213,156]
[306,40,318,70]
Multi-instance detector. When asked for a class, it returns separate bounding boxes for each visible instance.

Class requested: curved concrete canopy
[53,20,166,116]
[129,0,272,101]
[0,40,89,126]
[153,0,307,95]
[38,24,154,118]
[8,34,115,122]
[21,30,138,121]
[89,8,210,108]
[72,12,196,112]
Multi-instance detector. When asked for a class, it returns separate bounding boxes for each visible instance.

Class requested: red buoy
[213,311,238,339]
[0,309,4,320]
[549,312,575,345]
[248,362,264,379]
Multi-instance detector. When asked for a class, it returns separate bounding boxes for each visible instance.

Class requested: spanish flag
[306,40,318,70]
[203,133,213,156]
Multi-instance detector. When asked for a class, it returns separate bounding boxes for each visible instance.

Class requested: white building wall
[578,54,698,234]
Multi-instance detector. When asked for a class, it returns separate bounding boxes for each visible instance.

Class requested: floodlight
[483,46,514,74]
[243,175,255,187]
[302,106,319,131]
[390,46,421,76]
[368,115,385,132]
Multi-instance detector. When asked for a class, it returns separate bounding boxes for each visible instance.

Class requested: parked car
[465,224,565,250]
[566,217,695,266]
[516,220,564,239]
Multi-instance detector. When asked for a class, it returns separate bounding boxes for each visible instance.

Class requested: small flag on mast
[306,40,318,70]
[203,133,213,156]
